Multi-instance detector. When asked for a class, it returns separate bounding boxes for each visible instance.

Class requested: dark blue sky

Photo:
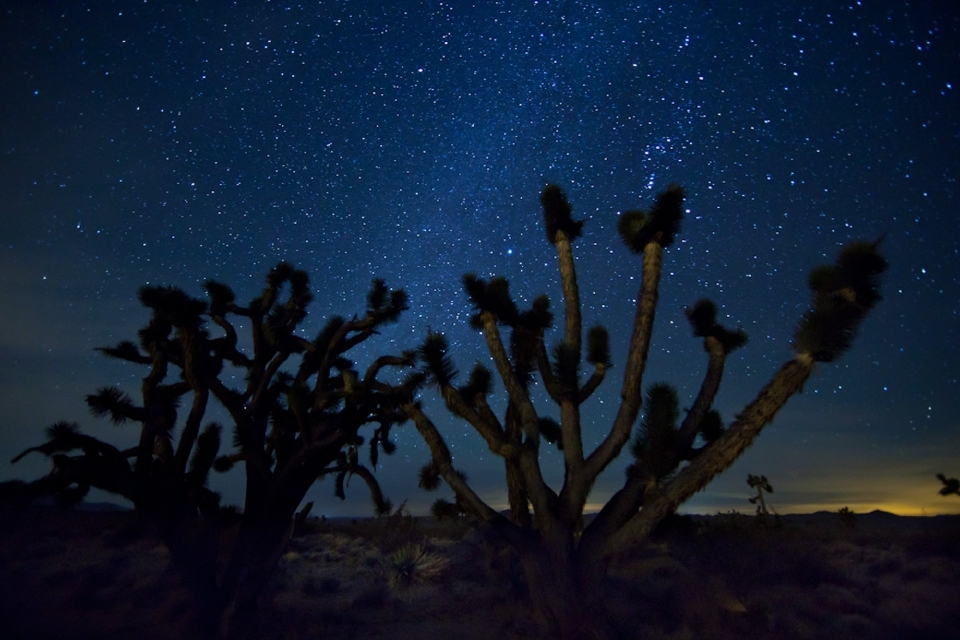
[1,1,957,516]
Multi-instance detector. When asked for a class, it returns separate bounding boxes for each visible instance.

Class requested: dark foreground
[1,505,958,640]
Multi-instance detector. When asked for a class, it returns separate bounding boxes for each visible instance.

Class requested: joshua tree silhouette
[10,263,410,638]
[394,184,886,639]
[747,474,774,520]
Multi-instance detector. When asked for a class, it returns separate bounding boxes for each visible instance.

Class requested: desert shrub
[386,543,450,592]
[838,506,857,530]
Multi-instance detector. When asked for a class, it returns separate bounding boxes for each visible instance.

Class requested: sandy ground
[1,505,958,639]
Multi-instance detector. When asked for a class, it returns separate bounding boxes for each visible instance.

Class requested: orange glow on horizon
[486,500,960,517]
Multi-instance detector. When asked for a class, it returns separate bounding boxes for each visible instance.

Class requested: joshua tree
[11,263,410,638]
[397,184,886,639]
[747,474,774,519]
[937,473,960,497]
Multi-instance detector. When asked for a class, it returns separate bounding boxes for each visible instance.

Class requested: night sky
[1,1,958,517]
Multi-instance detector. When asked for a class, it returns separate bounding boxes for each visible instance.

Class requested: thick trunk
[517,530,616,640]
[156,513,223,637]
[522,561,614,640]
[219,513,294,639]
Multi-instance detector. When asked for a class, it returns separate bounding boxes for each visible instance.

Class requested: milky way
[1,2,957,516]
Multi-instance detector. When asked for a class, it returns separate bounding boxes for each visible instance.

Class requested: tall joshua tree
[11,263,410,638]
[398,184,886,639]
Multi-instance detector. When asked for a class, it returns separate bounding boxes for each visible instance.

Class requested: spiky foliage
[617,184,685,252]
[686,299,749,353]
[399,182,884,640]
[586,325,611,367]
[420,331,458,388]
[12,264,411,638]
[419,462,443,491]
[937,473,960,497]
[538,417,562,447]
[463,274,520,324]
[204,280,235,316]
[551,341,581,392]
[541,184,584,244]
[96,340,150,364]
[459,364,493,399]
[387,544,450,592]
[86,387,141,425]
[630,383,682,480]
[367,277,408,323]
[793,239,887,362]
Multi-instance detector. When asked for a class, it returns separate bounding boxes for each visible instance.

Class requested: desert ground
[1,504,958,640]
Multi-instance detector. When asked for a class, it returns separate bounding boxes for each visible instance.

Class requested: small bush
[386,543,449,591]
[838,507,857,530]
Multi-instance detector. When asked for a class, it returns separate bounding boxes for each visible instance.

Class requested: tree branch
[600,354,815,560]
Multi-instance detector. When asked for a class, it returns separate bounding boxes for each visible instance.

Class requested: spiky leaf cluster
[630,383,681,479]
[367,278,409,324]
[509,326,539,385]
[96,341,149,364]
[256,263,313,348]
[86,387,138,425]
[520,294,554,331]
[418,462,442,491]
[14,421,117,462]
[538,417,562,448]
[375,498,394,516]
[937,474,960,497]
[747,474,773,493]
[419,331,458,388]
[368,424,397,467]
[138,285,208,333]
[618,184,685,252]
[793,240,887,362]
[47,420,81,441]
[204,280,235,317]
[685,299,749,353]
[314,316,346,353]
[458,364,493,399]
[551,341,580,393]
[586,325,612,367]
[508,295,554,385]
[463,274,519,325]
[540,184,585,244]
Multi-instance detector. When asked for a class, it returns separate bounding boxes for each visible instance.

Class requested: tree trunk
[156,512,223,637]
[219,516,293,640]
[516,531,616,640]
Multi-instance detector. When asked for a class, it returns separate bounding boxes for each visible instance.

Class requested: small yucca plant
[386,544,449,591]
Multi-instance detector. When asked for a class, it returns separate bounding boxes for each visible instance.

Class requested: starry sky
[1,1,958,517]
